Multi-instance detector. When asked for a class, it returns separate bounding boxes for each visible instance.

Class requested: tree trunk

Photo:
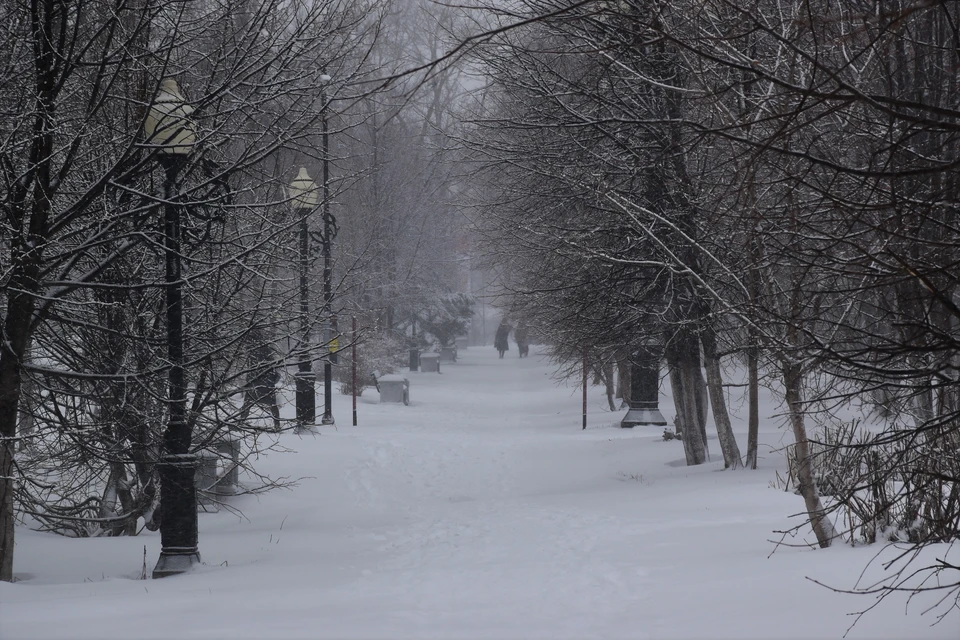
[0,248,44,581]
[667,339,708,465]
[602,361,616,411]
[745,343,759,469]
[99,463,130,537]
[702,328,742,469]
[1,0,56,579]
[745,235,760,469]
[745,161,761,470]
[0,412,15,582]
[17,355,35,453]
[680,362,708,465]
[693,362,709,448]
[783,362,837,548]
[0,293,35,580]
[668,360,683,435]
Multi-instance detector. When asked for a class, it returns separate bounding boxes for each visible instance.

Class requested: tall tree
[0,0,382,580]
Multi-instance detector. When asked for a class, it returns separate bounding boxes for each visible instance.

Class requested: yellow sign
[328,338,339,352]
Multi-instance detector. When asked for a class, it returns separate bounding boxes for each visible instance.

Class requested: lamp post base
[322,360,334,426]
[153,549,201,579]
[294,371,316,432]
[620,406,667,428]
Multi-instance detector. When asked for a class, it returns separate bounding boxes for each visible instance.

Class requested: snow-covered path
[2,346,957,639]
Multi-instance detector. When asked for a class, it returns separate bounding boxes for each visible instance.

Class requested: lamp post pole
[320,73,335,426]
[289,168,319,431]
[146,79,201,578]
[296,201,316,429]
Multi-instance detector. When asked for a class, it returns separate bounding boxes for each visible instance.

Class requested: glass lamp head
[145,78,196,155]
[289,167,320,208]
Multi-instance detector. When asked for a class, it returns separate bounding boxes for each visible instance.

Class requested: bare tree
[0,0,383,580]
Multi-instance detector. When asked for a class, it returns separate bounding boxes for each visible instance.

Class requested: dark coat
[494,325,510,352]
[514,326,529,348]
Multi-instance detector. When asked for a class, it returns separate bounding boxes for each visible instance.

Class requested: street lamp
[319,73,336,426]
[288,168,319,431]
[144,78,200,578]
[620,343,667,428]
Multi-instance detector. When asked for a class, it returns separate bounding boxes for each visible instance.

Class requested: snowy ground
[2,345,957,639]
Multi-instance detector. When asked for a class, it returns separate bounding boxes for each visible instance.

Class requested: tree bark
[693,361,708,448]
[668,359,683,434]
[702,328,742,469]
[0,397,17,581]
[746,343,759,469]
[667,338,708,465]
[745,222,760,469]
[16,350,35,453]
[601,360,616,411]
[0,279,39,581]
[680,361,708,465]
[1,0,57,580]
[783,362,837,548]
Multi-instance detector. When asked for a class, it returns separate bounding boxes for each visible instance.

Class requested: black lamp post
[620,343,667,428]
[289,168,319,431]
[145,78,201,578]
[319,73,336,426]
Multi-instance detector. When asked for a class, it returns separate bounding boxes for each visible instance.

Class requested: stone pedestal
[379,375,410,405]
[420,353,440,373]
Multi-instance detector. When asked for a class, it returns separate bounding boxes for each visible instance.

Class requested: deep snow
[2,345,957,639]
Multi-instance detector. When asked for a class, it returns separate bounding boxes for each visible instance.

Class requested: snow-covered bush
[798,420,960,546]
[336,332,407,396]
[420,294,474,348]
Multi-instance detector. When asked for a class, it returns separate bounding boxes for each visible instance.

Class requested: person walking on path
[494,320,511,358]
[514,322,529,358]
